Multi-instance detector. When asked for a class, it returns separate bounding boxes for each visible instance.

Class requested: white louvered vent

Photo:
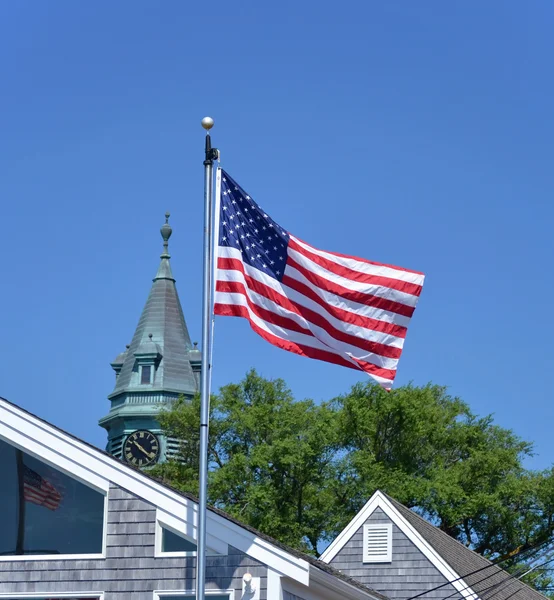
[363,523,392,563]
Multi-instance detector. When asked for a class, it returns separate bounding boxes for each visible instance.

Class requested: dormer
[134,333,162,385]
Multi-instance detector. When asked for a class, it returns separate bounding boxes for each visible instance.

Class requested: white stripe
[292,235,425,287]
[218,246,411,328]
[214,290,394,387]
[217,269,400,368]
[288,246,420,307]
[218,268,405,350]
[285,263,413,328]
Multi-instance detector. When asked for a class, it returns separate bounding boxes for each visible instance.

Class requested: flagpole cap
[201,116,214,131]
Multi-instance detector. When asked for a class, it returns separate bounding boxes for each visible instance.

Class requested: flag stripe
[216,278,403,362]
[286,255,416,318]
[289,237,423,298]
[220,251,411,332]
[292,236,425,282]
[214,300,396,385]
[288,246,419,309]
[217,258,406,347]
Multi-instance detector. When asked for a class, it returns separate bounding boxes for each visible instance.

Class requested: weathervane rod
[197,116,217,600]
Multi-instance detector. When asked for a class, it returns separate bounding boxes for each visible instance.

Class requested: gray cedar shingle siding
[283,593,306,600]
[0,485,267,600]
[329,508,463,600]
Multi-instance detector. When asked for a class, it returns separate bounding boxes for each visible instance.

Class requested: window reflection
[0,437,104,556]
[161,596,230,600]
[161,526,197,552]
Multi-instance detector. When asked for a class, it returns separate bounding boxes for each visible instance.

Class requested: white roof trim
[320,491,479,600]
[0,398,309,585]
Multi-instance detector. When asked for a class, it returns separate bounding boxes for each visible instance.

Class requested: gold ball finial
[201,116,214,131]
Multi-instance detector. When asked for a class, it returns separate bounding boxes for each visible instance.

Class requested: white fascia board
[320,491,479,600]
[0,403,109,492]
[0,399,309,585]
[320,493,382,563]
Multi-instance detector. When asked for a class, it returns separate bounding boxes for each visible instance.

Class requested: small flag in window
[23,464,62,511]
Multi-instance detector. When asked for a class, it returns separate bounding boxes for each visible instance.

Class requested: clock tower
[99,214,201,465]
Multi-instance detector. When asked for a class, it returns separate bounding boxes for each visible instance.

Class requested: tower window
[141,365,152,384]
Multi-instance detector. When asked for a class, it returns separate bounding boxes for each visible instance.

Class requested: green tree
[151,369,338,554]
[152,372,554,590]
[333,382,554,560]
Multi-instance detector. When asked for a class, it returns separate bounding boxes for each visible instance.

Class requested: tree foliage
[151,370,554,592]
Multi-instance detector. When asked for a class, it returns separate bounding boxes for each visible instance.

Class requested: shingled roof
[384,494,547,600]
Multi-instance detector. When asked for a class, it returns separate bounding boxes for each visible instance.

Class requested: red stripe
[294,236,425,276]
[214,303,396,382]
[286,255,415,318]
[289,238,423,297]
[218,257,407,339]
[217,279,402,360]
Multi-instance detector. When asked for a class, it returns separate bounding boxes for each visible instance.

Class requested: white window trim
[0,491,108,562]
[155,518,197,558]
[154,589,234,600]
[0,593,104,599]
[362,522,392,563]
[155,509,228,557]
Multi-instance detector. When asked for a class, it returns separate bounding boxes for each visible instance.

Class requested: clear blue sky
[1,2,553,469]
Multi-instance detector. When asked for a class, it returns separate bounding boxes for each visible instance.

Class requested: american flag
[23,464,62,511]
[214,170,425,389]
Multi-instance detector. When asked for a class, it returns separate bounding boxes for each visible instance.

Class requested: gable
[321,492,481,600]
[0,396,309,585]
[327,507,463,600]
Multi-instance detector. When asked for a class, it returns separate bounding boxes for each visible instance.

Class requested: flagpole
[197,116,218,600]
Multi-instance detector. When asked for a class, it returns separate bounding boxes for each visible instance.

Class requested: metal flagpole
[197,116,218,600]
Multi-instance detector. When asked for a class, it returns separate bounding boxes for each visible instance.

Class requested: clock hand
[132,440,155,459]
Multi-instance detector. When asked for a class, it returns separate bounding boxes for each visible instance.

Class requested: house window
[362,523,393,563]
[141,365,152,384]
[0,597,101,600]
[0,437,105,557]
[158,595,230,600]
[161,525,197,553]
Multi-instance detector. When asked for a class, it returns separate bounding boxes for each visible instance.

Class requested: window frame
[155,518,198,558]
[0,593,104,600]
[0,439,109,562]
[362,522,393,563]
[154,589,234,600]
[141,364,153,385]
[154,510,228,558]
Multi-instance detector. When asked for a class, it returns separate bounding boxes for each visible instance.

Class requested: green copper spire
[99,213,201,463]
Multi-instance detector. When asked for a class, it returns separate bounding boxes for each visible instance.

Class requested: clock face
[124,430,160,467]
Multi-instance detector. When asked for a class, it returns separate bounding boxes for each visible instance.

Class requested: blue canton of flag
[219,173,289,281]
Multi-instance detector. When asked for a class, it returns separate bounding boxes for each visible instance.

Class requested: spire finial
[160,212,172,258]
